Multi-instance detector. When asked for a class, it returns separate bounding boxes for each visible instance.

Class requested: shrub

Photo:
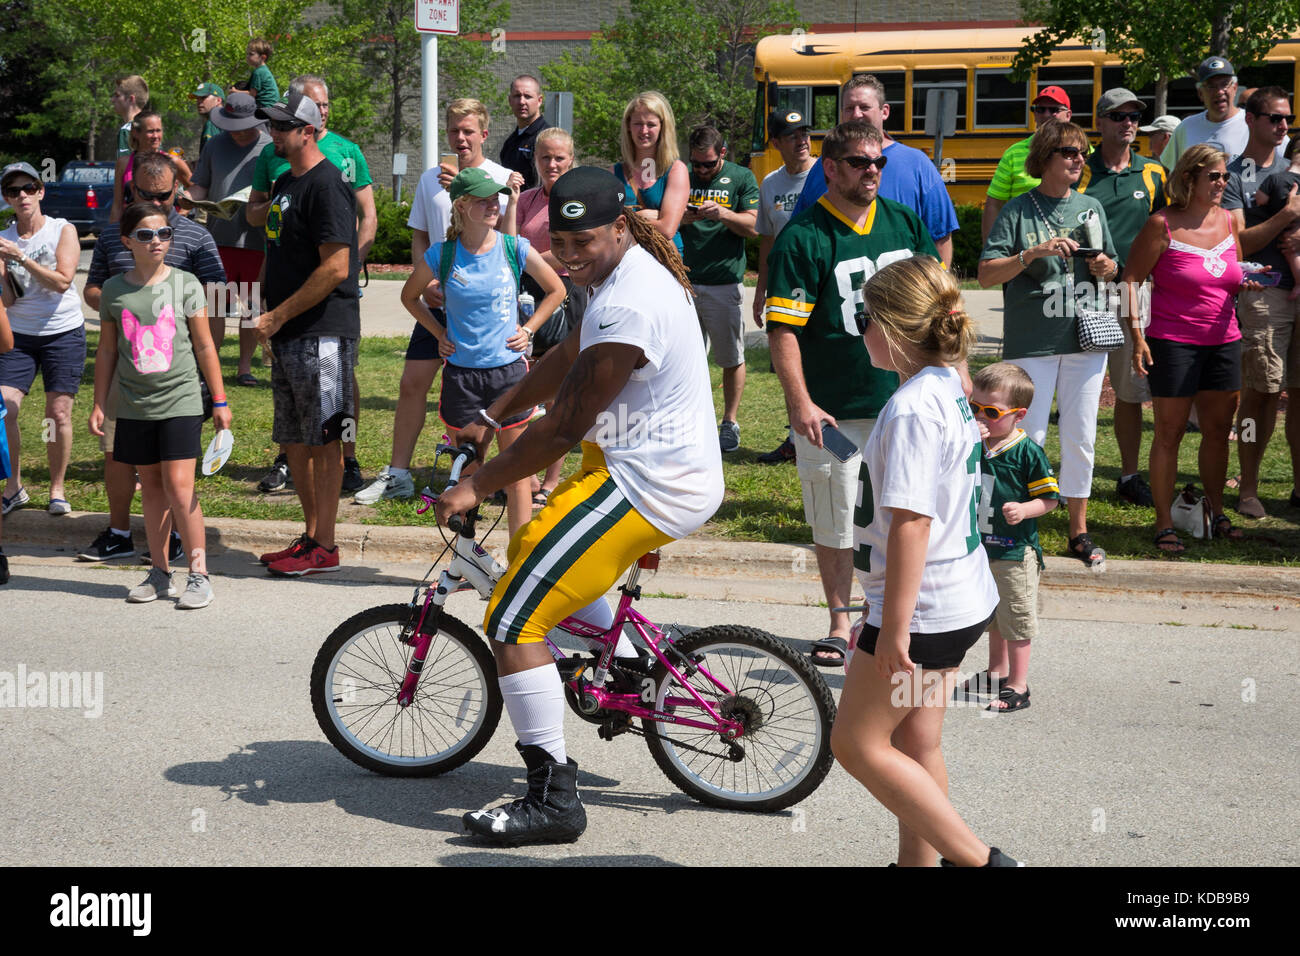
[369,185,413,264]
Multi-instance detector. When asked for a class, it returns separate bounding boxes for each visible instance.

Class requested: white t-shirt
[407,157,511,242]
[1,217,84,336]
[855,365,999,633]
[756,163,813,237]
[1159,109,1283,169]
[580,244,724,539]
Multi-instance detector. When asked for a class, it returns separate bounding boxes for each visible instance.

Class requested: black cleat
[463,743,587,846]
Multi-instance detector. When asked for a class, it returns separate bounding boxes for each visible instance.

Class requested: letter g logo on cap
[561,201,586,219]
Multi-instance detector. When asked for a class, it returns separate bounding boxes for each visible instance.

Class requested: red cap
[1035,86,1071,109]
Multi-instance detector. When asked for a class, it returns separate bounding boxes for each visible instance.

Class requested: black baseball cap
[549,167,628,231]
[769,109,811,140]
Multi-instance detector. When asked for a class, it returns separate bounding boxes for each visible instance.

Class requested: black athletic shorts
[113,415,203,466]
[438,359,532,431]
[405,309,448,362]
[856,613,995,671]
[1145,336,1241,398]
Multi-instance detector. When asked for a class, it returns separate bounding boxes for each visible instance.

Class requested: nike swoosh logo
[598,321,616,329]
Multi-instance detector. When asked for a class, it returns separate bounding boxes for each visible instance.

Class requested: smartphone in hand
[821,422,858,463]
[1071,247,1102,258]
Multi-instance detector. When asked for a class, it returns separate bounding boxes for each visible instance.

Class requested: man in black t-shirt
[499,75,550,191]
[252,92,360,577]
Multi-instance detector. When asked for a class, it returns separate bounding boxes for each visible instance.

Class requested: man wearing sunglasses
[79,152,226,563]
[1222,86,1300,518]
[680,125,759,453]
[765,120,937,667]
[982,86,1073,242]
[1074,88,1168,508]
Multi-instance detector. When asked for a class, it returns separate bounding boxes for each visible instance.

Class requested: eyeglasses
[134,186,174,202]
[1203,171,1228,182]
[130,226,174,242]
[1052,146,1086,159]
[1,181,40,198]
[1032,105,1067,115]
[969,400,1024,420]
[854,310,873,336]
[1105,111,1143,123]
[1251,111,1295,124]
[836,154,888,171]
[690,157,722,170]
[268,119,306,132]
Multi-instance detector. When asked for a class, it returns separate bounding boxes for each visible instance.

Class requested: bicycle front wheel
[310,604,501,777]
[643,625,836,812]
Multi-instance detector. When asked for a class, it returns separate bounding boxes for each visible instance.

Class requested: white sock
[389,467,410,479]
[111,527,130,538]
[570,596,637,658]
[1120,473,1137,483]
[499,664,566,763]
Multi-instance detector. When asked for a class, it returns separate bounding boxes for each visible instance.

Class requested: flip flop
[1154,527,1185,556]
[809,636,848,668]
[532,489,550,507]
[236,372,258,387]
[1236,496,1266,519]
[1212,514,1244,540]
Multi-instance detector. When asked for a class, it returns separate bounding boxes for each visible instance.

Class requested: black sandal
[1212,514,1244,540]
[1154,527,1185,556]
[809,636,848,668]
[987,685,1031,713]
[1067,533,1105,566]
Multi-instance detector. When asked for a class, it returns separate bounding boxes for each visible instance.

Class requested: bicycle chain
[615,721,739,761]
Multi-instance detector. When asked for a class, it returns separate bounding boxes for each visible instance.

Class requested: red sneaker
[260,534,311,566]
[267,542,341,577]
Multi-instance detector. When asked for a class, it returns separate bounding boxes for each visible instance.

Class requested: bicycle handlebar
[433,441,479,533]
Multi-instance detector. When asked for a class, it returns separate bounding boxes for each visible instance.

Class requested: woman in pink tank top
[1121,144,1258,553]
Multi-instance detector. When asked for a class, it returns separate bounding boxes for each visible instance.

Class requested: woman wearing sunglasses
[89,202,231,608]
[1122,144,1255,554]
[979,122,1118,566]
[0,161,85,518]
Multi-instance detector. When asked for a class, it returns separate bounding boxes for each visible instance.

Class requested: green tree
[1013,0,1300,114]
[542,0,803,164]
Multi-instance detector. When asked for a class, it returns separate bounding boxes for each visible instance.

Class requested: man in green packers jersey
[765,120,937,667]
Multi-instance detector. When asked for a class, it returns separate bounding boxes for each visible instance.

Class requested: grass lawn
[8,333,1299,564]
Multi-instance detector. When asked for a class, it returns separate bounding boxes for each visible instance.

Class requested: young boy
[1254,136,1300,299]
[0,299,14,584]
[245,39,280,108]
[962,363,1060,713]
[111,75,149,156]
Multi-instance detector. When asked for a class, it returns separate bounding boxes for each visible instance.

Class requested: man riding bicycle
[436,166,724,845]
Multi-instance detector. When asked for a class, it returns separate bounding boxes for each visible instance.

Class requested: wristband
[524,326,534,341]
[478,408,502,429]
[212,401,228,408]
[1017,250,1027,268]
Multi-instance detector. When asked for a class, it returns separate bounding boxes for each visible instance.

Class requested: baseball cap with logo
[549,167,628,231]
[210,92,264,131]
[1096,88,1143,116]
[190,82,224,100]
[255,91,322,129]
[1197,57,1235,82]
[1,161,41,190]
[448,167,510,202]
[1139,115,1180,134]
[769,108,811,140]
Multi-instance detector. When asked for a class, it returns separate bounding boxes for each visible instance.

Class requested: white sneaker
[128,567,176,603]
[353,467,414,504]
[176,572,214,610]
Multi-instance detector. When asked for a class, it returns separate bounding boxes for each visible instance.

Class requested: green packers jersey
[1076,149,1167,264]
[978,429,1059,565]
[681,159,759,285]
[765,196,937,420]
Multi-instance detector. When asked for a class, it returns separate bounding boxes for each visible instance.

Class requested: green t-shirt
[680,159,759,285]
[979,429,1059,565]
[99,268,205,421]
[199,119,221,155]
[251,130,373,193]
[987,136,1038,202]
[1075,149,1167,264]
[765,196,938,420]
[248,63,279,108]
[981,189,1117,359]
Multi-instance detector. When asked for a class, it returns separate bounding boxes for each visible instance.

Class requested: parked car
[38,161,115,236]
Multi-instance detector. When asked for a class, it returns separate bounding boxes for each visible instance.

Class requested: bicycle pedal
[556,655,594,682]
[598,712,632,741]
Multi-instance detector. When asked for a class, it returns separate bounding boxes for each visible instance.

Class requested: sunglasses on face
[269,119,306,132]
[1203,171,1228,182]
[130,226,174,242]
[1053,146,1085,159]
[1032,105,1066,115]
[854,310,872,336]
[690,158,721,170]
[837,154,888,171]
[134,186,174,202]
[1,181,40,198]
[1105,111,1143,123]
[969,400,1024,420]
[1251,111,1295,124]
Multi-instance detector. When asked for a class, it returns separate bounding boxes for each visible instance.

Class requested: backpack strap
[501,232,522,289]
[437,240,456,290]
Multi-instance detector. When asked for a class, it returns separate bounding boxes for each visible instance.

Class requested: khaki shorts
[694,283,745,369]
[791,418,874,549]
[1108,282,1151,404]
[988,549,1040,643]
[1238,287,1300,393]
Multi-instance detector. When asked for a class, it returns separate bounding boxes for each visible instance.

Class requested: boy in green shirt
[246,39,280,108]
[964,363,1060,713]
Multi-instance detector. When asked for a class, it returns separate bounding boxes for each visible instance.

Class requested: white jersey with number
[854,365,999,633]
[580,244,723,540]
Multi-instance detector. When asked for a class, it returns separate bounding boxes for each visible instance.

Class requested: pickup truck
[38,161,115,236]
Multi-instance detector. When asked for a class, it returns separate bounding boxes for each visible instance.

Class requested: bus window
[812,86,840,130]
[1037,66,1095,126]
[1239,61,1296,99]
[850,71,906,126]
[976,69,1027,128]
[1100,67,1157,118]
[1165,76,1208,119]
[911,69,968,133]
[773,86,812,126]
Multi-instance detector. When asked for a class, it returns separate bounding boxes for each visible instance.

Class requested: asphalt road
[1,555,1295,867]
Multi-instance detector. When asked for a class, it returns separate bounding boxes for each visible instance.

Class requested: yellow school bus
[751,28,1300,205]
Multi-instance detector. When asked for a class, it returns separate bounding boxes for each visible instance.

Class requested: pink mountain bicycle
[310,443,836,812]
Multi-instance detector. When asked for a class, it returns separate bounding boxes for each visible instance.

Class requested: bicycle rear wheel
[643,625,836,812]
[310,604,501,777]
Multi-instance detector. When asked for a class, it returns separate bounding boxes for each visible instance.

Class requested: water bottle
[517,291,535,320]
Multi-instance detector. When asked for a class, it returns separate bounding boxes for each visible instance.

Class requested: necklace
[1027,188,1065,230]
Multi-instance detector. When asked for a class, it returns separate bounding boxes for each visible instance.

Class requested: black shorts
[856,613,995,671]
[405,310,448,362]
[439,360,532,431]
[1146,337,1241,397]
[112,416,203,466]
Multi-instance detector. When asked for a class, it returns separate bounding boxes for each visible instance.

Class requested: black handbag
[525,272,586,355]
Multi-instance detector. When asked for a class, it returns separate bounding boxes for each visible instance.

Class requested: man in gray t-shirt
[187,92,272,381]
